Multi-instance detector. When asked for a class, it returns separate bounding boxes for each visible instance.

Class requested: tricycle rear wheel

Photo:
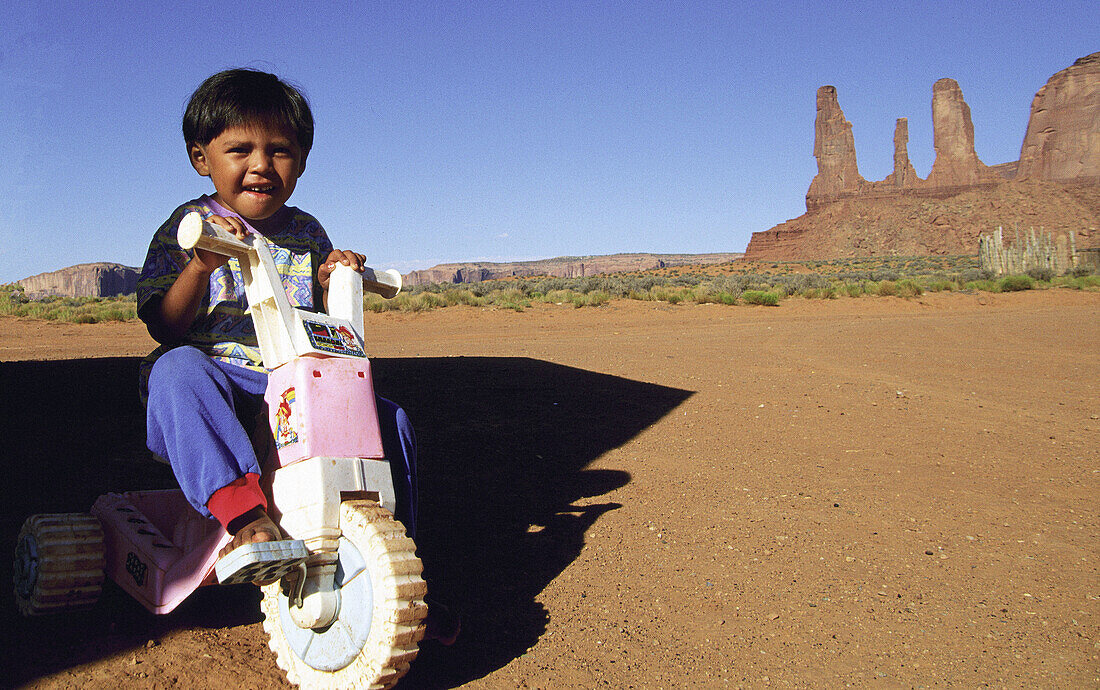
[13,513,105,616]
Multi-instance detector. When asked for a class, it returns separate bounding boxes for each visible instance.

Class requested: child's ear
[297,156,307,178]
[189,143,211,176]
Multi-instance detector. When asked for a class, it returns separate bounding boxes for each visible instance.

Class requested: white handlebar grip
[361,268,402,299]
[328,263,365,338]
[177,212,252,257]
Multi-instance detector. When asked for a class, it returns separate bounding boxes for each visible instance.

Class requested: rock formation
[804,78,1002,211]
[805,86,866,207]
[749,52,1100,261]
[743,182,1097,260]
[883,118,919,188]
[404,252,742,286]
[1016,52,1100,182]
[18,263,138,299]
[924,78,1000,188]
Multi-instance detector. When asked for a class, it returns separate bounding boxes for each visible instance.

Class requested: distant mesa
[745,51,1100,261]
[403,253,743,287]
[13,254,744,298]
[17,263,138,300]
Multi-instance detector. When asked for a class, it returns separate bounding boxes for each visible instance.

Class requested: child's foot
[217,508,279,561]
[219,507,281,560]
[422,594,460,646]
[215,508,308,586]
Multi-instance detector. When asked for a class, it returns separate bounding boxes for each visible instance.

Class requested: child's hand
[192,216,251,274]
[319,249,366,289]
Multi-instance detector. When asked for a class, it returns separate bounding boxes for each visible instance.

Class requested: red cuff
[206,473,267,530]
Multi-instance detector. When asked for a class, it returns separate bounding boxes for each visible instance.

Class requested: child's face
[189,122,305,226]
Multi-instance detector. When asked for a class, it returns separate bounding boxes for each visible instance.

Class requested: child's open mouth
[244,185,276,197]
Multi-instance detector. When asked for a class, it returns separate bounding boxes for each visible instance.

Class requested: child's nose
[248,153,274,173]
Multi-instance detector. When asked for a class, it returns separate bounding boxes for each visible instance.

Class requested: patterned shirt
[137,196,333,397]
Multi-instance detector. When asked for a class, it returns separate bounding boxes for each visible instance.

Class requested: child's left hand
[319,249,366,290]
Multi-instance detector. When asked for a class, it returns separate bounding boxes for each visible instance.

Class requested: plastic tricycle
[12,213,427,689]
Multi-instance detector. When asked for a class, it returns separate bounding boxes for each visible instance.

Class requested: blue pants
[145,346,418,538]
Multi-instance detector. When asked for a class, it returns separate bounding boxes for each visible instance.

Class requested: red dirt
[2,289,1098,687]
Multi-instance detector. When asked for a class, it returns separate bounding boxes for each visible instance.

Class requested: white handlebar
[177,211,252,256]
[176,212,401,298]
[360,268,402,299]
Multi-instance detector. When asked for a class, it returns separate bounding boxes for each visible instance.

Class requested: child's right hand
[191,215,251,274]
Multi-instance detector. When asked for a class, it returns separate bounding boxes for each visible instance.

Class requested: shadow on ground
[0,356,692,688]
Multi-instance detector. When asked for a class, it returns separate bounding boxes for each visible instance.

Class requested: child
[137,68,456,643]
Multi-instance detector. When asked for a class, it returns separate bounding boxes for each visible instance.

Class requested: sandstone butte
[17,263,138,301]
[744,51,1100,261]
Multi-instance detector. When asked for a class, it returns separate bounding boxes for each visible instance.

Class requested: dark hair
[183,68,314,159]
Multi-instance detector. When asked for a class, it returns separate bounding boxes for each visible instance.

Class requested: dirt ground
[1,289,1097,688]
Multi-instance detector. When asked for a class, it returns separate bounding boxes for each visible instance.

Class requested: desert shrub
[0,290,138,322]
[875,280,897,297]
[590,290,612,306]
[800,286,837,299]
[691,281,718,304]
[741,290,779,306]
[842,282,865,298]
[528,277,568,294]
[925,279,954,292]
[467,282,496,297]
[493,288,529,311]
[441,289,482,307]
[691,288,738,305]
[86,304,136,322]
[570,290,610,308]
[896,279,923,298]
[692,280,741,305]
[1060,274,1100,289]
[536,289,577,304]
[364,296,391,312]
[998,275,1033,292]
[772,273,830,297]
[960,268,993,283]
[1025,266,1054,282]
[650,286,689,304]
[966,279,1001,292]
[404,292,447,312]
[1069,264,1095,277]
[837,271,874,283]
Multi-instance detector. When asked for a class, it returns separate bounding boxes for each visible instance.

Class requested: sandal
[215,514,309,586]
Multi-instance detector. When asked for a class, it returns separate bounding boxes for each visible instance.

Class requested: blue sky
[2,1,1096,283]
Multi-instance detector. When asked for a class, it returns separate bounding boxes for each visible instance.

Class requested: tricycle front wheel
[261,500,427,689]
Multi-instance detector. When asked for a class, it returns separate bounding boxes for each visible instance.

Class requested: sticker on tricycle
[302,319,365,357]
